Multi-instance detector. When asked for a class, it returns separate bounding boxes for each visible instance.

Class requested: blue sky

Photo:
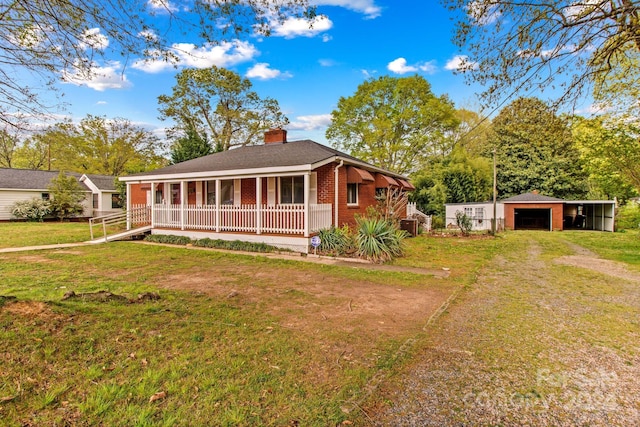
[51,0,589,146]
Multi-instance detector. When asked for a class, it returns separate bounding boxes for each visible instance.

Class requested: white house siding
[0,189,93,220]
[445,202,505,231]
[0,190,48,220]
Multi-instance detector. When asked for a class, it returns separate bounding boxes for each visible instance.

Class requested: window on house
[347,183,358,205]
[464,207,473,218]
[206,180,216,205]
[220,180,234,205]
[171,183,180,204]
[92,193,99,209]
[41,193,50,201]
[155,190,162,204]
[475,208,484,224]
[280,176,304,204]
[111,194,123,209]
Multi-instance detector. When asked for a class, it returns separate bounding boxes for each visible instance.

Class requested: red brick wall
[240,178,256,204]
[129,183,149,205]
[315,163,334,205]
[504,203,564,231]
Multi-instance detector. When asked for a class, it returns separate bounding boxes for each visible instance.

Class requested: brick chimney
[264,128,287,144]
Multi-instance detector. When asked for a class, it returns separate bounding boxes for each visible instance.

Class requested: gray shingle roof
[84,174,117,191]
[0,168,85,191]
[501,192,565,203]
[0,168,116,191]
[124,140,398,178]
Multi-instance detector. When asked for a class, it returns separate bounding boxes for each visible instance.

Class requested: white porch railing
[407,202,432,231]
[152,203,332,235]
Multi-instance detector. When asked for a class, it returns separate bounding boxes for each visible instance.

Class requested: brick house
[120,129,414,252]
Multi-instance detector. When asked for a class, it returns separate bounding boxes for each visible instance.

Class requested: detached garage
[502,193,615,232]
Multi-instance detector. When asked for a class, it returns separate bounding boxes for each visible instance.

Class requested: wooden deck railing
[152,203,332,235]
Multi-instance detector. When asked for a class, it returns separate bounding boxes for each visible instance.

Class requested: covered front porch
[127,172,334,239]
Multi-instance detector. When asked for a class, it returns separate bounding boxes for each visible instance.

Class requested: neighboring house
[445,192,616,232]
[120,129,415,252]
[445,201,505,232]
[0,168,121,220]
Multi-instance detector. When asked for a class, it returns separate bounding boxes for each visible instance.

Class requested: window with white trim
[464,207,473,218]
[475,207,484,224]
[280,176,304,204]
[220,180,234,205]
[347,183,358,205]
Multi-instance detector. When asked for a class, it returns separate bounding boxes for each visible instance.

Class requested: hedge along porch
[120,129,414,252]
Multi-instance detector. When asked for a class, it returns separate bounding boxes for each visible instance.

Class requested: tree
[0,129,19,168]
[326,75,459,175]
[449,109,492,156]
[170,125,214,164]
[444,0,640,112]
[158,66,288,151]
[410,146,491,219]
[48,172,86,221]
[572,115,640,202]
[77,115,166,175]
[489,97,588,199]
[0,0,313,128]
[11,116,167,175]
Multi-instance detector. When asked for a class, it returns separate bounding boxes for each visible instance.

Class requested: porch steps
[87,225,152,244]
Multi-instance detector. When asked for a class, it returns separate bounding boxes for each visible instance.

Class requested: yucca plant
[355,217,407,263]
[317,225,353,256]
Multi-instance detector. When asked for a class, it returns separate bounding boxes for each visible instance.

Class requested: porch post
[304,172,310,237]
[256,177,262,235]
[215,179,221,232]
[150,182,155,227]
[180,180,186,230]
[126,182,131,230]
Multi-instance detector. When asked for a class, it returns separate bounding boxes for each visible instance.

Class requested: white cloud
[322,34,333,42]
[79,28,109,51]
[246,63,292,80]
[388,58,416,74]
[147,0,178,13]
[319,59,336,67]
[61,61,132,91]
[132,40,259,73]
[387,58,436,75]
[445,55,477,72]
[271,15,333,38]
[563,0,603,22]
[467,1,501,25]
[289,114,333,131]
[96,101,108,105]
[311,0,382,19]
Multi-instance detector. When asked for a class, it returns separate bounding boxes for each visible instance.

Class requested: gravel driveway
[372,233,640,426]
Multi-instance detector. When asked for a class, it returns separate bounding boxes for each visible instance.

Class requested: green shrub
[316,226,354,256]
[193,238,279,253]
[616,203,640,230]
[455,211,473,236]
[355,217,407,263]
[11,198,51,221]
[144,234,193,245]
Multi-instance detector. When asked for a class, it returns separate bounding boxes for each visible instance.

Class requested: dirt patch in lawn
[157,265,450,340]
[555,255,640,283]
[2,300,62,320]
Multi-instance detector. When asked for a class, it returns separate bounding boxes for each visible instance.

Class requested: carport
[563,201,616,232]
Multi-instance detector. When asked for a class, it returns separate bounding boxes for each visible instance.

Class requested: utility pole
[491,148,497,235]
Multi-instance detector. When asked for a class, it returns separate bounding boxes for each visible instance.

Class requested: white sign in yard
[310,236,321,248]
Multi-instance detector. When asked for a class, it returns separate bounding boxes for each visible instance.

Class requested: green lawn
[0,224,500,426]
[3,224,636,425]
[0,222,91,248]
